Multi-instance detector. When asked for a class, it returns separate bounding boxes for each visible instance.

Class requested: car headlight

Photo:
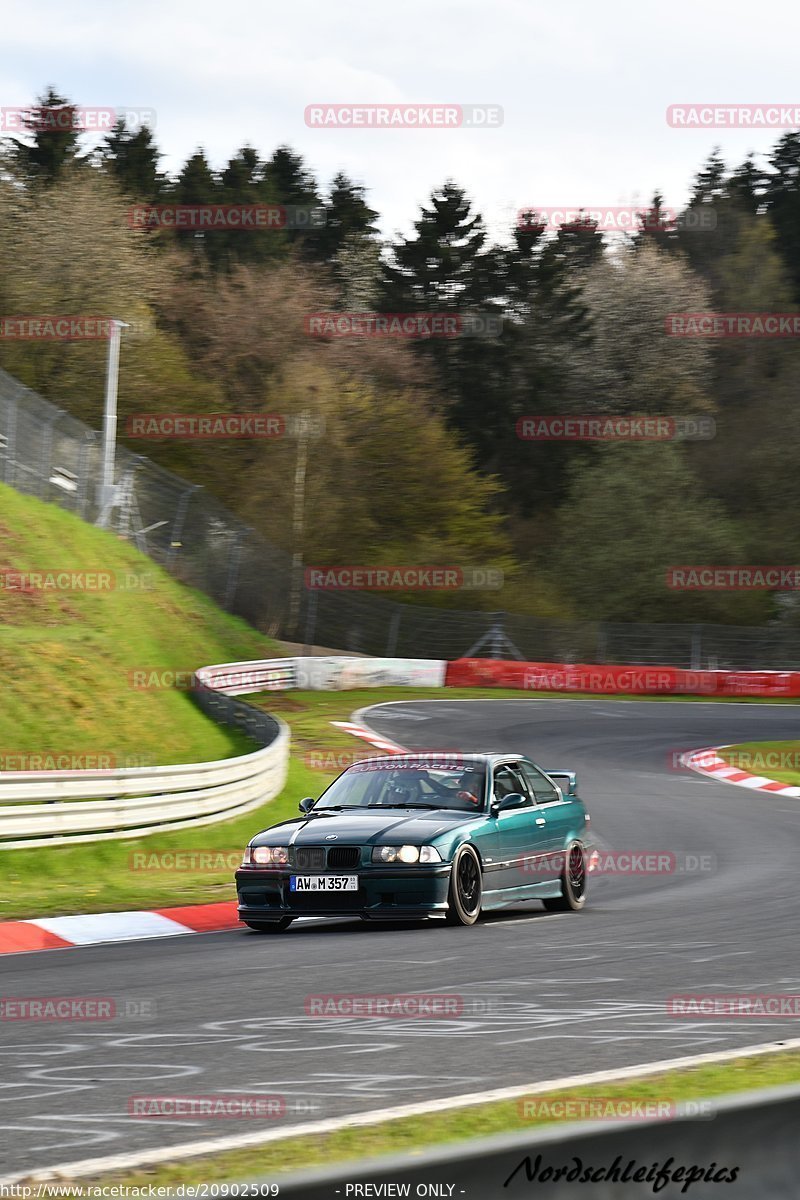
[242,845,289,866]
[372,845,442,864]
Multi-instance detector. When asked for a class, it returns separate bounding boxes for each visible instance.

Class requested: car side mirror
[491,792,527,816]
[298,796,316,813]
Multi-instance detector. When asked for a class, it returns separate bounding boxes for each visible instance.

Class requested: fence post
[224,533,244,611]
[691,624,702,670]
[167,484,202,571]
[596,622,608,662]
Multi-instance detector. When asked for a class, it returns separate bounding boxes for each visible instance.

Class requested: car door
[489,761,545,895]
[519,759,575,886]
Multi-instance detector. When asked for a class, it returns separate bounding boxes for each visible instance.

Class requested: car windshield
[314,761,487,812]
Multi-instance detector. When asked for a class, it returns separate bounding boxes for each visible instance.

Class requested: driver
[454,768,482,806]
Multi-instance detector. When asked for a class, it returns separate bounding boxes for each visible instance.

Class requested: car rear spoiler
[544,769,577,796]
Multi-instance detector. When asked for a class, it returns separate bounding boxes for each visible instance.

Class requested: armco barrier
[0,666,289,850]
[254,1081,800,1198]
[446,657,800,697]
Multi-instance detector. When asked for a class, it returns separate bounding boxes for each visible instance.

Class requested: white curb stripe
[29,911,193,945]
[4,1037,800,1185]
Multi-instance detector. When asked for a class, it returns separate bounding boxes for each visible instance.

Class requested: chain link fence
[4,365,800,668]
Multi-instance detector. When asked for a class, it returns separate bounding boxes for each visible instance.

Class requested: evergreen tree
[316,172,379,262]
[5,87,85,183]
[101,119,163,199]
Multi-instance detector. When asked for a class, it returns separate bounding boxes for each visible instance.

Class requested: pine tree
[316,172,379,262]
[101,119,162,199]
[5,87,85,183]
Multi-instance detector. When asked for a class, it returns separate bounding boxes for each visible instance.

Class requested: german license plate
[290,875,358,892]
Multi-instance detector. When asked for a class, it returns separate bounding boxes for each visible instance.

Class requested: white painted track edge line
[5,1037,800,1184]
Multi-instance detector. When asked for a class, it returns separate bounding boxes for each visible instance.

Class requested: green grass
[66,1050,800,1191]
[0,483,278,766]
[717,740,800,786]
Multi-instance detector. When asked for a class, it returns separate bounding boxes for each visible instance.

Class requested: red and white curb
[0,901,240,956]
[330,720,405,754]
[682,747,800,796]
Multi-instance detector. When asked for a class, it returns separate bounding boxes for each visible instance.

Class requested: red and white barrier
[445,658,800,698]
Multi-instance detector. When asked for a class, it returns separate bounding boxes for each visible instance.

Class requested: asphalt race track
[2,697,800,1177]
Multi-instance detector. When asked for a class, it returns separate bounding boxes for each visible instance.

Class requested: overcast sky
[3,0,800,241]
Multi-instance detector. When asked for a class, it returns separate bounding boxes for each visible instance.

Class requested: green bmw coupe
[235,748,592,926]
[235,752,589,931]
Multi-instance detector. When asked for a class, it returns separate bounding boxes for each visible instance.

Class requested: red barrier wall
[445,659,800,698]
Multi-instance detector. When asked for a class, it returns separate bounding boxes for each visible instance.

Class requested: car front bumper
[235,865,451,920]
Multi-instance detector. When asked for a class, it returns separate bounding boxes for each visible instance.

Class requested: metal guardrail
[260,1082,800,1198]
[0,663,289,850]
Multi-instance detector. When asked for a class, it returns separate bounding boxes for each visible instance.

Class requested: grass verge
[717,740,800,786]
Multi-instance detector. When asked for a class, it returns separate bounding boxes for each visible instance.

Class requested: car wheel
[445,845,483,926]
[543,842,587,912]
[243,917,294,932]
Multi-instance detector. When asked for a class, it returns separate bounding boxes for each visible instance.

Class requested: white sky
[3,0,800,242]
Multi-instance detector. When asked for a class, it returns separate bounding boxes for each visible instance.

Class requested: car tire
[243,917,294,932]
[445,845,483,926]
[543,842,587,912]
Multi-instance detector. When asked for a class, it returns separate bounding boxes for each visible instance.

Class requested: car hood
[253,808,478,846]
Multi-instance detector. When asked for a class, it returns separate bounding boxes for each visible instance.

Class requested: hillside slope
[0,482,279,766]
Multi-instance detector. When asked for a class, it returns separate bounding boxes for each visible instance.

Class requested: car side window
[493,763,531,805]
[520,761,561,805]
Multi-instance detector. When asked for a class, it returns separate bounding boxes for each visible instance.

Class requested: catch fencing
[4,366,800,667]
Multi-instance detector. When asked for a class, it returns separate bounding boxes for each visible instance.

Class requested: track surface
[2,698,800,1176]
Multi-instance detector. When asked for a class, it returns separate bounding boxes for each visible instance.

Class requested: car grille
[293,845,361,870]
[327,845,361,870]
[295,846,326,870]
